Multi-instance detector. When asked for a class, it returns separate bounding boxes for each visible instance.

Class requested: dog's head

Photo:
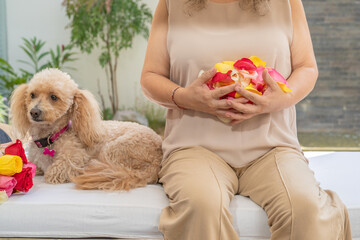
[10,68,102,146]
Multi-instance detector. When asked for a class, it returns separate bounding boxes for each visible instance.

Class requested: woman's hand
[175,68,247,117]
[225,69,292,126]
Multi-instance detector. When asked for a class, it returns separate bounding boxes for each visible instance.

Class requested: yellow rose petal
[214,62,233,73]
[245,83,263,95]
[0,155,23,176]
[277,82,292,92]
[235,92,242,98]
[222,61,235,66]
[249,56,267,68]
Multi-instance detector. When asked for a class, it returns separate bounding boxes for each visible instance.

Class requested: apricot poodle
[10,68,163,191]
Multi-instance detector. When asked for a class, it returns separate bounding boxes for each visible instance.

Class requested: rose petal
[222,61,235,66]
[249,56,267,67]
[233,58,257,71]
[267,68,288,86]
[235,69,256,88]
[227,91,237,98]
[253,66,265,85]
[245,83,263,95]
[206,82,215,90]
[234,92,242,98]
[211,71,233,83]
[256,83,265,93]
[277,82,292,92]
[214,62,233,73]
[239,70,258,80]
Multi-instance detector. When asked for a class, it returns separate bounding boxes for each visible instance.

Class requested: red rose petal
[5,140,28,164]
[234,58,257,71]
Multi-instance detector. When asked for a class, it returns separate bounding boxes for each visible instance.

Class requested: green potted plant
[63,0,153,117]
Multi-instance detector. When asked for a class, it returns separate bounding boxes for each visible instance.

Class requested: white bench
[0,151,359,240]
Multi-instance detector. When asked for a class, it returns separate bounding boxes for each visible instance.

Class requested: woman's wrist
[171,86,188,110]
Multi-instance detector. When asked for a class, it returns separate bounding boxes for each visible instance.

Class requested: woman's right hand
[174,68,248,118]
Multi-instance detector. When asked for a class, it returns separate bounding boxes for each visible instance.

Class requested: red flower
[5,140,28,164]
[13,167,33,193]
[233,58,257,71]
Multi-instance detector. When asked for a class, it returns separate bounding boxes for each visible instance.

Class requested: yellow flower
[0,155,23,176]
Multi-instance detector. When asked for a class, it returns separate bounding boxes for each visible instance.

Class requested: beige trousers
[158,146,352,240]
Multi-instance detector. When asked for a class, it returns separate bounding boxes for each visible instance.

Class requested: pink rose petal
[0,175,17,197]
[267,68,289,87]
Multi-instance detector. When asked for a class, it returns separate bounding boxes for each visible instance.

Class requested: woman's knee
[291,190,323,219]
[179,180,227,216]
[269,192,322,236]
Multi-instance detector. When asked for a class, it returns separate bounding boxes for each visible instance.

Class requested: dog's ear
[71,89,102,147]
[10,84,31,138]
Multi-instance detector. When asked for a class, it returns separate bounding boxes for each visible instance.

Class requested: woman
[141,0,352,239]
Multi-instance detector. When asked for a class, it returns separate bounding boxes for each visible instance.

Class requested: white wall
[5,0,158,109]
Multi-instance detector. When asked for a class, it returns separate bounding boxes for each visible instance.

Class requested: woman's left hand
[222,69,292,126]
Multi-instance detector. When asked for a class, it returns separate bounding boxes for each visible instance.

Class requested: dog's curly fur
[10,68,163,191]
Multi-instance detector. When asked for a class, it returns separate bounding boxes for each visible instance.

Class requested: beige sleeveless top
[163,0,302,168]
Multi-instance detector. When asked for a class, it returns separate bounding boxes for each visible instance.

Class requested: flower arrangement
[0,140,36,204]
[207,56,291,99]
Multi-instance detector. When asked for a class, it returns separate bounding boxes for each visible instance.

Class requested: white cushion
[0,151,359,239]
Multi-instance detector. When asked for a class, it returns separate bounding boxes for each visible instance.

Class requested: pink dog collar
[34,121,71,148]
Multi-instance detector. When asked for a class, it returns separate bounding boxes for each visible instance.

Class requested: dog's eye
[30,93,35,99]
[50,95,58,101]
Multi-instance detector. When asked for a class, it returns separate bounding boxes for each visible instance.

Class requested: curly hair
[185,0,270,15]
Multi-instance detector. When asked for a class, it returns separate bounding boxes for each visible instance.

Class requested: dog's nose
[30,108,42,120]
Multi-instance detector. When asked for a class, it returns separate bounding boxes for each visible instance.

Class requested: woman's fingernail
[227,101,232,106]
[235,87,241,92]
